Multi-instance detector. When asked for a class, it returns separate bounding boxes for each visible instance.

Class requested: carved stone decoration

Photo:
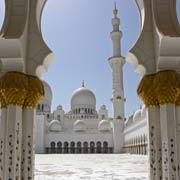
[0,0,28,38]
[152,0,180,37]
[21,0,55,77]
[127,0,180,75]
[0,0,55,77]
[132,0,180,179]
[126,0,156,76]
[0,0,54,180]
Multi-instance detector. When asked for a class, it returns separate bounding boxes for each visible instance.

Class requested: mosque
[1,0,180,179]
[35,5,148,155]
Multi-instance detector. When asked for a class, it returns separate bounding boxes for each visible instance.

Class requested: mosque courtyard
[35,154,148,180]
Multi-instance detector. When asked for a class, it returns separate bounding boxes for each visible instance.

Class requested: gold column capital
[0,72,44,108]
[137,70,180,107]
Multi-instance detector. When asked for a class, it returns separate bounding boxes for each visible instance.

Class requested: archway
[83,142,88,154]
[2,0,180,179]
[70,142,75,153]
[50,142,56,154]
[76,142,82,154]
[57,142,62,153]
[64,142,69,153]
[90,141,95,153]
[103,141,108,153]
[96,142,102,154]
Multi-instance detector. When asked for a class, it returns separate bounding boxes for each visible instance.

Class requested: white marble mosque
[0,0,180,180]
[35,4,148,155]
[35,81,148,155]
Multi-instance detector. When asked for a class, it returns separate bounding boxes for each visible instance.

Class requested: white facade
[35,80,148,154]
[35,82,114,154]
[124,106,148,155]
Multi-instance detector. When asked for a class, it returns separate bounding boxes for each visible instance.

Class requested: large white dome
[71,83,96,110]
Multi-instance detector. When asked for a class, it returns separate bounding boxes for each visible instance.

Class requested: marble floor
[35,154,148,180]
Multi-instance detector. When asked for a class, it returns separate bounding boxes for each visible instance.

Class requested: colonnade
[124,135,147,155]
[46,141,113,154]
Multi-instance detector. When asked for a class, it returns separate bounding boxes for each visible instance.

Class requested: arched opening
[64,142,69,154]
[57,142,62,154]
[50,142,56,154]
[90,141,95,153]
[96,141,102,154]
[36,0,147,178]
[77,142,82,154]
[70,142,75,154]
[103,141,108,153]
[83,142,88,154]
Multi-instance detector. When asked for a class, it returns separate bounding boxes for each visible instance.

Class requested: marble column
[0,109,7,180]
[176,106,180,178]
[4,106,22,180]
[160,105,178,180]
[21,109,36,180]
[147,107,162,179]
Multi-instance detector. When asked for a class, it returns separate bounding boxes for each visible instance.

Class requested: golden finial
[113,2,118,17]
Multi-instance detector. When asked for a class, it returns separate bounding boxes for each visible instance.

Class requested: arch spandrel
[23,0,55,77]
[128,0,180,74]
[0,0,55,77]
[0,0,28,38]
[127,0,156,76]
[152,0,180,37]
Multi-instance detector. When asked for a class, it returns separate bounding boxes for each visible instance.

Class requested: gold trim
[137,70,180,107]
[0,72,44,108]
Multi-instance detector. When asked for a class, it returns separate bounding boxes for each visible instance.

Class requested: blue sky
[0,0,180,118]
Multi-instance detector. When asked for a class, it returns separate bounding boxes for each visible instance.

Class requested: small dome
[98,120,111,131]
[48,120,62,132]
[71,83,96,110]
[74,120,87,132]
[57,105,63,110]
[133,109,141,122]
[100,104,106,110]
[40,81,52,105]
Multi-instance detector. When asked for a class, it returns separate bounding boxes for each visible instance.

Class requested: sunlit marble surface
[35,154,148,180]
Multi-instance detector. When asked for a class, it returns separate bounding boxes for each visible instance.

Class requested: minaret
[109,2,125,153]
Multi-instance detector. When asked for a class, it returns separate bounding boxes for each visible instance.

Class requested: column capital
[137,70,180,107]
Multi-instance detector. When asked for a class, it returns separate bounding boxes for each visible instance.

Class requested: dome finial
[113,1,118,18]
[82,80,85,87]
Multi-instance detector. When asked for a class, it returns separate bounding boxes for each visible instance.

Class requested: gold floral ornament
[0,72,44,108]
[176,96,180,106]
[154,70,180,105]
[137,70,180,107]
[24,75,44,108]
[137,74,158,107]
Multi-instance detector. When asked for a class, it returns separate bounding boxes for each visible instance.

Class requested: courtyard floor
[35,154,148,180]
